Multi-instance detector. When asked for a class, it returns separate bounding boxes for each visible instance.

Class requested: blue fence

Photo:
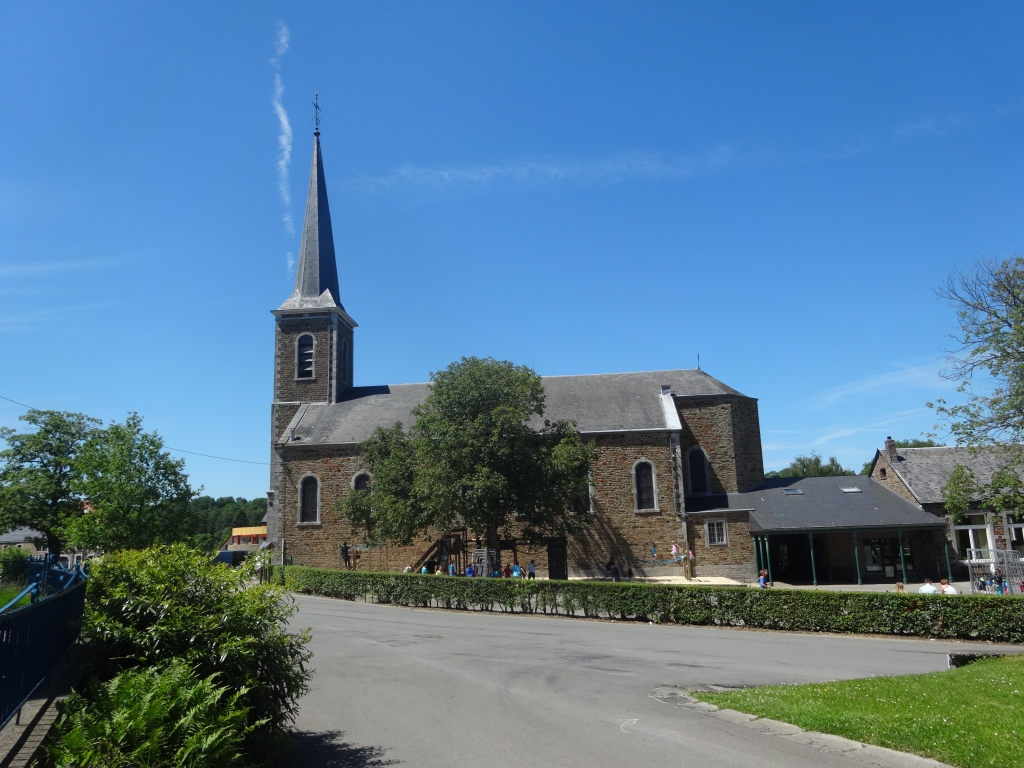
[0,570,87,729]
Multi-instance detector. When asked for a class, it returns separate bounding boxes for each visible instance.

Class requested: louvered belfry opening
[635,462,655,510]
[300,476,319,522]
[297,334,314,379]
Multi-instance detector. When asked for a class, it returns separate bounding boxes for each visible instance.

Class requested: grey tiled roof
[0,527,42,545]
[278,132,344,312]
[883,446,1023,505]
[280,368,746,445]
[698,477,945,533]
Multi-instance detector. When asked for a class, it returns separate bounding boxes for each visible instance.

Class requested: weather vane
[312,91,322,133]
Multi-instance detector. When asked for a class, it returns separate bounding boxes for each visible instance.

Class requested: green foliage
[0,546,29,583]
[335,356,597,549]
[695,653,1024,768]
[941,464,977,523]
[930,257,1024,445]
[186,496,267,553]
[766,452,855,478]
[275,566,1024,643]
[47,660,264,768]
[891,438,944,448]
[84,545,312,752]
[66,413,199,552]
[0,409,99,558]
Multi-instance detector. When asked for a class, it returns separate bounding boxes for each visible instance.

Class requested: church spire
[279,122,343,311]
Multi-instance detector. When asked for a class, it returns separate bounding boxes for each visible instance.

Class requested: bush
[0,546,28,584]
[84,545,312,758]
[47,660,263,768]
[274,566,1024,643]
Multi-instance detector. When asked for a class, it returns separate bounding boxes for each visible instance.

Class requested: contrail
[271,22,294,237]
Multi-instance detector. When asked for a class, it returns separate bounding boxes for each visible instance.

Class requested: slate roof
[278,131,344,312]
[878,445,1024,505]
[0,527,42,545]
[280,368,747,445]
[686,477,945,533]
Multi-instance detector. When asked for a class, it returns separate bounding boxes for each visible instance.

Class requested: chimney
[885,436,898,463]
[661,385,672,395]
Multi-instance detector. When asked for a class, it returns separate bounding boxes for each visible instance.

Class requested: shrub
[47,660,263,768]
[274,566,1024,643]
[0,546,28,584]
[84,545,312,758]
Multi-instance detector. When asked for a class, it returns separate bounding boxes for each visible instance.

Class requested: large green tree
[765,452,855,478]
[0,409,99,559]
[66,413,199,552]
[337,357,596,550]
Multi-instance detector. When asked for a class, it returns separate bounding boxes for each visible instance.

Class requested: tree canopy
[859,438,944,474]
[0,409,99,558]
[336,356,596,550]
[765,452,855,478]
[65,413,199,552]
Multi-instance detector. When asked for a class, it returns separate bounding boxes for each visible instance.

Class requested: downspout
[661,386,691,580]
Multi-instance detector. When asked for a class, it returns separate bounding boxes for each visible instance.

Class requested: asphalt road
[278,595,1017,767]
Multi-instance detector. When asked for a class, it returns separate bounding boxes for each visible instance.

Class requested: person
[448,562,455,576]
[671,542,680,559]
[918,578,939,594]
[503,563,513,579]
[403,564,412,573]
[434,565,442,575]
[465,563,475,578]
[512,562,522,578]
[611,562,621,582]
[341,542,351,569]
[650,543,657,561]
[420,565,428,574]
[939,578,957,595]
[527,560,536,579]
[758,569,769,589]
[894,581,904,592]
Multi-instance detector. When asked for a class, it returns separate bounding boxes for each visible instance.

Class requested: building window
[634,461,656,511]
[353,472,370,492]
[687,447,709,494]
[953,513,992,553]
[299,475,320,523]
[1008,513,1024,551]
[296,334,315,379]
[863,538,915,574]
[706,520,728,546]
[879,467,887,479]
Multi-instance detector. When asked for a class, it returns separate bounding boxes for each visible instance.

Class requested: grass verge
[0,583,30,610]
[693,653,1023,768]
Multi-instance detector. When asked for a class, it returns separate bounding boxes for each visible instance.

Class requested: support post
[808,532,818,587]
[754,535,762,572]
[944,540,953,583]
[853,531,862,585]
[930,529,941,579]
[765,536,774,587]
[898,530,908,585]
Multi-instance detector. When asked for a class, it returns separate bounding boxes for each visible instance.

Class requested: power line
[0,393,270,466]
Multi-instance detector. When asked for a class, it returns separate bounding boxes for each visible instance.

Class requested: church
[265,130,946,584]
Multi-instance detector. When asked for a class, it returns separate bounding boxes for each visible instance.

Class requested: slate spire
[279,128,343,310]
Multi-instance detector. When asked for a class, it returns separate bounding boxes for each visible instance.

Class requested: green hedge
[273,566,1024,643]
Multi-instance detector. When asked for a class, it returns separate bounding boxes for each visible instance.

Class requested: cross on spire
[312,91,322,135]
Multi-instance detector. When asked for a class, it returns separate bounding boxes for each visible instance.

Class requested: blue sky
[1,2,1022,499]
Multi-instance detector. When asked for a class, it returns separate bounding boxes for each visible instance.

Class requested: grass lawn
[694,653,1023,768]
[0,583,30,611]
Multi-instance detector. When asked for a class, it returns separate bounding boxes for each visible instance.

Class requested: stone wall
[869,455,919,504]
[689,511,756,581]
[274,314,354,406]
[730,397,765,491]
[677,398,735,493]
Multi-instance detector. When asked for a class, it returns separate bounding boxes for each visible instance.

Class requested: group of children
[404,560,538,579]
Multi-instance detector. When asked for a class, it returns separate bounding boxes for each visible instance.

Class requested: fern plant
[47,660,266,768]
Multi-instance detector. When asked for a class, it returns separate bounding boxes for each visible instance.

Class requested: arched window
[296,334,314,379]
[299,475,319,522]
[634,461,656,510]
[688,447,709,495]
[353,472,370,492]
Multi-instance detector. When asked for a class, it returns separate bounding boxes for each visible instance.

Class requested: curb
[648,687,953,768]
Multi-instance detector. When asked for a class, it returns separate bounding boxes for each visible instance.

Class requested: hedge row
[272,566,1024,643]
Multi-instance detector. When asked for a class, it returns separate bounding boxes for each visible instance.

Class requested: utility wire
[0,393,270,466]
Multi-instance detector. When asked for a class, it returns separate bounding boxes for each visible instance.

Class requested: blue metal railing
[0,565,88,729]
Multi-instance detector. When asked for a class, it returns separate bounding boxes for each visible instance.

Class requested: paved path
[278,595,1017,767]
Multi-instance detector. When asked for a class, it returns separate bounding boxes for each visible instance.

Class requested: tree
[337,356,597,550]
[765,452,855,478]
[930,257,1024,445]
[66,413,199,552]
[0,409,100,559]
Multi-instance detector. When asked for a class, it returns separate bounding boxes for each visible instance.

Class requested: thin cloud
[270,22,294,238]
[341,147,737,198]
[0,303,114,329]
[809,365,946,409]
[0,258,121,277]
[893,114,965,141]
[811,408,928,446]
